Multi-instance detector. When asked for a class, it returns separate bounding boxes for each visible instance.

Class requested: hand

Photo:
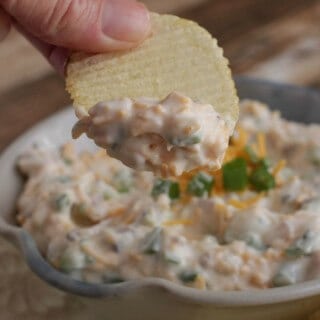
[0,0,151,75]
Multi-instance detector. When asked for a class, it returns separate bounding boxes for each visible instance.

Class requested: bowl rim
[1,76,320,304]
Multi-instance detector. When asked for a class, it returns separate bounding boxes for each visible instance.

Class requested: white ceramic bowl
[1,77,320,320]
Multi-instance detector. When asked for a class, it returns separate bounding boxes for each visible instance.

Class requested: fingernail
[102,0,150,43]
[49,47,69,76]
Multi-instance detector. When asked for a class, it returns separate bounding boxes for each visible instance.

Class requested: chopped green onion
[151,179,180,200]
[117,184,130,193]
[164,253,180,265]
[258,158,272,169]
[57,176,71,183]
[272,263,297,287]
[103,185,118,200]
[85,255,95,265]
[223,158,248,191]
[309,148,320,166]
[285,231,316,258]
[142,227,163,255]
[54,194,70,211]
[285,247,305,258]
[168,182,180,199]
[63,158,73,165]
[187,172,214,197]
[59,256,74,273]
[246,234,267,251]
[272,271,295,287]
[171,135,201,146]
[179,271,198,283]
[103,192,112,200]
[249,165,275,191]
[244,145,259,164]
[113,171,132,193]
[59,248,86,272]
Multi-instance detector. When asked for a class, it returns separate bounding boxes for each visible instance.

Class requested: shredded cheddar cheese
[163,219,194,227]
[233,126,249,148]
[228,193,265,210]
[166,127,285,212]
[273,160,287,178]
[257,133,267,158]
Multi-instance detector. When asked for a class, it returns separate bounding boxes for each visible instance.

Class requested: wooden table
[0,0,319,152]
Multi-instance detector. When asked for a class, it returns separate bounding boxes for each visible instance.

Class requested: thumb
[1,0,151,52]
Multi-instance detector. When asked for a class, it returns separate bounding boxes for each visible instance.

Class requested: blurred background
[0,0,319,152]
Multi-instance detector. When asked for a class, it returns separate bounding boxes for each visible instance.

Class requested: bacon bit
[241,251,251,263]
[107,207,126,219]
[123,211,137,224]
[257,133,267,158]
[116,110,127,119]
[183,126,193,135]
[129,253,142,263]
[163,219,194,227]
[228,193,265,210]
[273,160,287,178]
[249,273,267,288]
[153,104,165,114]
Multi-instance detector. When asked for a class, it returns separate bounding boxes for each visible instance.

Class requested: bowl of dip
[0,76,320,320]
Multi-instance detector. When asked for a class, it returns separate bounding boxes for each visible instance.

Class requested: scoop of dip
[72,92,231,177]
[17,101,320,290]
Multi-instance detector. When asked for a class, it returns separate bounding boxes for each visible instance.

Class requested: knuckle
[41,0,98,37]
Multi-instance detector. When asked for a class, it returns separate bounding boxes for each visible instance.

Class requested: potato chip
[66,13,239,130]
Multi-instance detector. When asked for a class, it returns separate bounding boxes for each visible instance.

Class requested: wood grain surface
[0,0,319,152]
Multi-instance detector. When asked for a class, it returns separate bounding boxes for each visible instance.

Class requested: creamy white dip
[17,101,320,291]
[72,92,230,177]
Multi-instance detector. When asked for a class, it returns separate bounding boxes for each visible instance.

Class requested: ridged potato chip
[66,13,239,130]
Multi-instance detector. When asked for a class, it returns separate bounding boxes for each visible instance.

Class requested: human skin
[0,0,151,74]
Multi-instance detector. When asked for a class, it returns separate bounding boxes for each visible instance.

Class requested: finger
[1,0,151,52]
[15,22,68,76]
[0,6,11,41]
